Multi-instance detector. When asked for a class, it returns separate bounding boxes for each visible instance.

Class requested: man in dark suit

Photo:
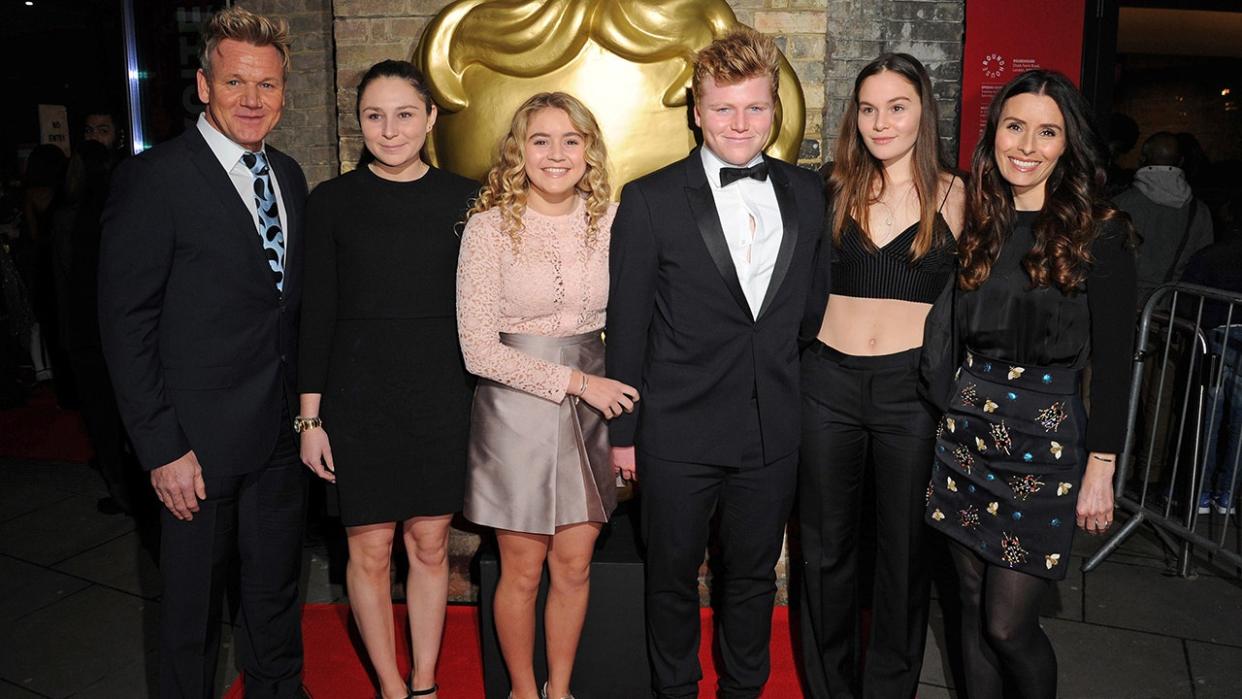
[606,29,827,699]
[98,7,308,697]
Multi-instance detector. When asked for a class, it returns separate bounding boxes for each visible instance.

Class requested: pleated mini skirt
[925,350,1087,580]
[464,331,615,535]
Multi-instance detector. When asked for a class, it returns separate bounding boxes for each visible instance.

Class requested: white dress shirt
[701,146,783,318]
[196,113,289,252]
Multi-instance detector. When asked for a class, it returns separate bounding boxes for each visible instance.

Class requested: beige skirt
[463,331,615,535]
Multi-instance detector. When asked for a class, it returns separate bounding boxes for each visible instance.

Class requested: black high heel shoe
[408,685,437,697]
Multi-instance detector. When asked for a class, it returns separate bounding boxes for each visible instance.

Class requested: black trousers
[797,344,937,699]
[157,415,307,699]
[640,434,797,699]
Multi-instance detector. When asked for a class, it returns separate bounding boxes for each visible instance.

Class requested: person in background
[60,138,138,515]
[1104,113,1138,197]
[1114,131,1213,306]
[457,91,633,699]
[298,59,477,699]
[925,70,1136,699]
[48,109,133,514]
[19,144,67,387]
[82,109,127,158]
[1116,132,1214,493]
[799,52,964,699]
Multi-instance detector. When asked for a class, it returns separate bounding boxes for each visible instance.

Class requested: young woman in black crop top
[799,53,964,699]
[924,71,1136,699]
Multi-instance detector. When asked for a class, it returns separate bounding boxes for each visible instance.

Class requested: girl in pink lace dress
[456,92,638,699]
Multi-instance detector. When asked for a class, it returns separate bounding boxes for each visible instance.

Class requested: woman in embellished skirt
[456,92,638,699]
[924,70,1136,698]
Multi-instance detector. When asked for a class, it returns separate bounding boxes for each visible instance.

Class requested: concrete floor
[2,457,1241,698]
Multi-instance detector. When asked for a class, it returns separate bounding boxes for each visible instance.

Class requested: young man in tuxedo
[607,28,827,699]
[98,7,309,697]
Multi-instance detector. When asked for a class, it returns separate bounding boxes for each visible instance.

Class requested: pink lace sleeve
[456,215,573,403]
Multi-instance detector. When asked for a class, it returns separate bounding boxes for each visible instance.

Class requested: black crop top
[830,212,956,304]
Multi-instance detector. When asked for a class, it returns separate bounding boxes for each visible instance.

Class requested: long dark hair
[829,52,949,260]
[355,59,435,167]
[959,69,1129,294]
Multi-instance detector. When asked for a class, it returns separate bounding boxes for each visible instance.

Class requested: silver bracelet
[579,373,590,396]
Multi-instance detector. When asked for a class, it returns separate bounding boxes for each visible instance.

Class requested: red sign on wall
[958,0,1087,170]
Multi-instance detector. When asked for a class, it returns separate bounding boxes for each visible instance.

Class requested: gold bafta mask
[416,0,806,190]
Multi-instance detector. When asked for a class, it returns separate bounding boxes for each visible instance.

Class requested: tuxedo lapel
[185,128,280,296]
[756,157,800,320]
[684,153,753,322]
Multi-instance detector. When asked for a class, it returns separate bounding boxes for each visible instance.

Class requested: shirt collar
[197,112,264,173]
[701,146,765,191]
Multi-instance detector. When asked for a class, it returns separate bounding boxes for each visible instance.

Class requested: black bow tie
[719,161,770,187]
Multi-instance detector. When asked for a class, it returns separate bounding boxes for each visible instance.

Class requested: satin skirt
[464,331,615,535]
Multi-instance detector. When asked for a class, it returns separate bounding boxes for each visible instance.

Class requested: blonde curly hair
[467,92,611,249]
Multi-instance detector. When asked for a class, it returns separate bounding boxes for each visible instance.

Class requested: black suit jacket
[606,148,826,466]
[98,126,307,476]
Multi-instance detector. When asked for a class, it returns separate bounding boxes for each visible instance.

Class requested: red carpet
[0,384,93,462]
[225,604,800,698]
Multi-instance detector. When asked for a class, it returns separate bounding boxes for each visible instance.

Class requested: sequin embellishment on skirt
[1009,474,1045,501]
[1001,532,1029,567]
[1036,401,1069,432]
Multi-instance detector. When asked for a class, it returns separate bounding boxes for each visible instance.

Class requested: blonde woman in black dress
[299,61,476,699]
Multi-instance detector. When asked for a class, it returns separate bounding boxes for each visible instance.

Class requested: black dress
[925,211,1136,579]
[299,165,477,526]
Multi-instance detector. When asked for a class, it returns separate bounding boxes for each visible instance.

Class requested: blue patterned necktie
[241,150,285,291]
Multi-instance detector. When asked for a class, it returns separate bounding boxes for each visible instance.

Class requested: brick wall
[824,0,964,164]
[238,1,339,187]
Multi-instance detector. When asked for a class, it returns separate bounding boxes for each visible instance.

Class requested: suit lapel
[756,156,800,320]
[684,152,754,322]
[185,128,279,295]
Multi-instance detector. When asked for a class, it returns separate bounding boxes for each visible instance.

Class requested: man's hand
[612,445,637,482]
[151,450,206,521]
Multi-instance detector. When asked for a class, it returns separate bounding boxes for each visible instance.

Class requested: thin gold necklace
[874,180,915,232]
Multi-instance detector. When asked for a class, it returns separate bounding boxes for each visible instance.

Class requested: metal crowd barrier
[1083,282,1242,578]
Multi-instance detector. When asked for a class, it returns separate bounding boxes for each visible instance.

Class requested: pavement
[2,457,1241,698]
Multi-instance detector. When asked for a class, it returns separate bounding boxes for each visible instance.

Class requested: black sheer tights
[948,540,1058,699]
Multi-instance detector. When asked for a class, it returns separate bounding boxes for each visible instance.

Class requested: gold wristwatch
[293,416,323,433]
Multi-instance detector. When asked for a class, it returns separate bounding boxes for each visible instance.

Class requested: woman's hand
[299,427,336,483]
[571,371,639,420]
[1077,452,1116,535]
[612,445,637,482]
